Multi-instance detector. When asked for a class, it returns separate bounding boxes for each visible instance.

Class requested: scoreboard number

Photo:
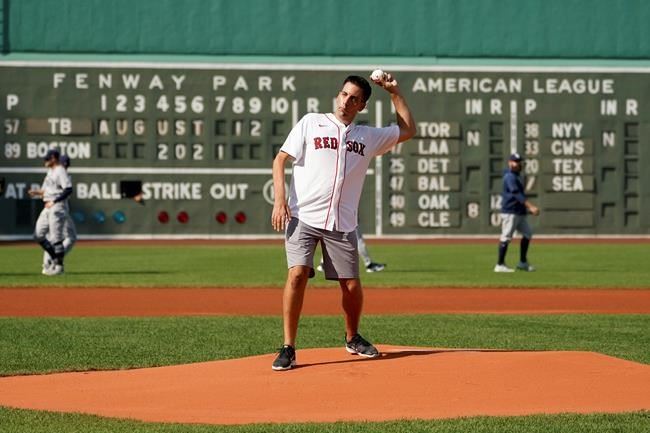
[4,142,20,159]
[4,119,20,135]
[466,202,480,219]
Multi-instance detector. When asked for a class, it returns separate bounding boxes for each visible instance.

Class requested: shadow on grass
[295,348,536,369]
[385,269,447,273]
[0,271,172,277]
[68,271,172,276]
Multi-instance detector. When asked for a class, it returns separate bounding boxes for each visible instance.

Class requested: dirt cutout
[0,345,649,425]
[2,288,650,316]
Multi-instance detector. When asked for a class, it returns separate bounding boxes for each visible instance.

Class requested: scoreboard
[1,62,649,238]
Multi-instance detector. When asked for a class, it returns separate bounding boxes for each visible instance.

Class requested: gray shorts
[499,213,533,242]
[285,218,359,281]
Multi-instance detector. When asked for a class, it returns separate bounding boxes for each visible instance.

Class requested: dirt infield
[2,286,649,425]
[1,345,649,425]
[1,287,649,316]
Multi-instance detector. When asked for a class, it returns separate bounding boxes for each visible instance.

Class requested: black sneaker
[272,345,296,371]
[345,334,379,358]
[366,262,386,273]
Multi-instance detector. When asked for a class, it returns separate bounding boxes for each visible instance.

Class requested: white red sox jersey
[280,113,399,233]
[42,165,72,202]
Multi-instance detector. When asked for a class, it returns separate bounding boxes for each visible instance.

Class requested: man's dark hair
[343,75,372,102]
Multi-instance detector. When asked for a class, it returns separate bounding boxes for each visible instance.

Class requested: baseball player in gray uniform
[41,154,77,273]
[29,149,73,276]
[270,71,416,370]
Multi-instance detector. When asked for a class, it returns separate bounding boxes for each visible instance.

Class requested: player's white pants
[43,213,77,266]
[34,202,66,245]
[499,213,533,243]
[355,226,372,266]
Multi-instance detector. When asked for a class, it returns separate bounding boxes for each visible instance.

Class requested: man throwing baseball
[270,72,416,370]
[494,152,540,273]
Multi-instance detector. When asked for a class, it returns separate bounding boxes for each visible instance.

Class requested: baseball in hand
[370,69,387,82]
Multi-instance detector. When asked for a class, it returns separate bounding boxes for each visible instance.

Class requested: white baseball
[371,69,386,81]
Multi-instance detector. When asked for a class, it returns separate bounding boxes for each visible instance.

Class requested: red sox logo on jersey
[345,140,365,156]
[313,136,339,150]
[314,137,365,156]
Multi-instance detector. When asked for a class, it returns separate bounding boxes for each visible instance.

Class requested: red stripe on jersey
[323,114,341,229]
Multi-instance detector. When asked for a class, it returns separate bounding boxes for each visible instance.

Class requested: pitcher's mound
[1,345,649,425]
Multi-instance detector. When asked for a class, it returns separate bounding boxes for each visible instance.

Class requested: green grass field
[1,408,648,433]
[1,241,649,432]
[0,314,649,432]
[1,242,649,288]
[2,315,649,376]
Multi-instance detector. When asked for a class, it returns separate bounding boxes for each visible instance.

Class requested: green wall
[0,0,6,53]
[4,0,650,59]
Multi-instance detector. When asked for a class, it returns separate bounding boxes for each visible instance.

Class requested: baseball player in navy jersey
[41,154,77,274]
[28,149,73,276]
[270,72,416,370]
[494,152,540,273]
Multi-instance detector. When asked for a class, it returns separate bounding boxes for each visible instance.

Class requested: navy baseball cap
[44,149,60,161]
[508,152,523,162]
[60,154,71,168]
